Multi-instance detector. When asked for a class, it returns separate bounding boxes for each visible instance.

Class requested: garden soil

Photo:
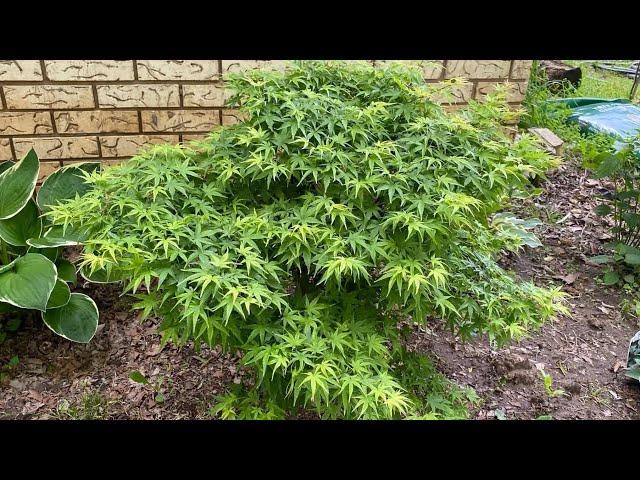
[0,155,639,420]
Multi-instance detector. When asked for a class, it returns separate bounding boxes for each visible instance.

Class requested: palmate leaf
[0,199,43,247]
[0,149,39,220]
[37,162,101,213]
[0,253,57,311]
[42,292,99,343]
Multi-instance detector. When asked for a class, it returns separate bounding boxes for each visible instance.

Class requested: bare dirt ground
[0,285,242,419]
[414,155,640,419]
[0,155,639,420]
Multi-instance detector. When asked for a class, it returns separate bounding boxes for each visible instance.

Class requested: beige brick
[13,136,99,160]
[3,85,94,109]
[0,112,53,135]
[45,60,135,81]
[375,60,444,79]
[96,84,179,108]
[141,110,219,133]
[100,134,178,157]
[54,110,139,134]
[221,109,249,125]
[221,60,288,75]
[442,104,469,113]
[445,60,511,79]
[429,81,474,104]
[0,138,13,161]
[475,81,528,103]
[182,133,210,142]
[101,159,125,168]
[59,159,102,168]
[0,61,43,81]
[37,161,61,183]
[182,83,229,107]
[137,60,219,80]
[511,60,534,80]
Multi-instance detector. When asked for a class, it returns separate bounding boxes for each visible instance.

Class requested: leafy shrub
[586,137,640,285]
[0,151,99,343]
[48,61,565,418]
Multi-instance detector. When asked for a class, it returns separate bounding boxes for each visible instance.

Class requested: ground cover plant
[519,61,616,164]
[47,60,566,419]
[0,151,99,344]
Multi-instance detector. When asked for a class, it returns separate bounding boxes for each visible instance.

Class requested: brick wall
[0,60,533,179]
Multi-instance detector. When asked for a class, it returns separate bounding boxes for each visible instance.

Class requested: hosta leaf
[0,253,57,311]
[43,224,88,243]
[56,259,77,285]
[46,279,71,309]
[37,162,101,213]
[42,293,99,343]
[0,149,39,220]
[26,236,79,248]
[0,200,43,246]
[29,246,59,262]
[625,366,640,382]
[0,161,14,175]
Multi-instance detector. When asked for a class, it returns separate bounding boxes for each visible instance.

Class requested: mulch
[412,154,640,419]
[1,153,639,420]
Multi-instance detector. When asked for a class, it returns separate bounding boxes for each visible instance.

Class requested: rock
[566,382,582,395]
[588,317,605,330]
[9,379,25,391]
[505,370,537,385]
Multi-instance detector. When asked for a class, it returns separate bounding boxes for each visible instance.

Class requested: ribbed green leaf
[0,200,43,246]
[26,236,79,248]
[46,279,71,309]
[37,162,100,213]
[0,161,14,175]
[0,149,39,220]
[0,253,57,311]
[42,292,99,343]
[56,259,77,285]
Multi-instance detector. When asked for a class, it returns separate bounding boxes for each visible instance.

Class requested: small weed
[586,384,611,407]
[0,356,19,383]
[535,414,554,420]
[540,369,567,398]
[129,370,172,404]
[556,360,569,376]
[54,392,111,420]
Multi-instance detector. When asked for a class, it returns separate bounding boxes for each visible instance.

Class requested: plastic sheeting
[548,98,640,153]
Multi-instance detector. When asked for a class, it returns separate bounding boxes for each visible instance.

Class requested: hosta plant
[0,150,99,343]
[48,61,565,418]
[626,330,640,382]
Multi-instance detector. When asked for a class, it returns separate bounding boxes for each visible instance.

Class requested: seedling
[540,369,567,398]
[129,370,169,403]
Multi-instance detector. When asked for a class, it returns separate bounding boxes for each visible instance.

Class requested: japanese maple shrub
[48,61,565,418]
